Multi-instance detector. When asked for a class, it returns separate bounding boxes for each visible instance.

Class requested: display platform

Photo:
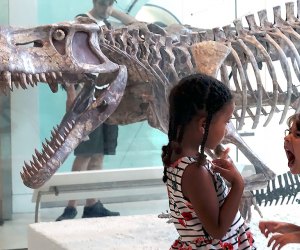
[28,214,178,250]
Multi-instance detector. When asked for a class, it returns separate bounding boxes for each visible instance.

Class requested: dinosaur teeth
[30,161,39,174]
[67,122,73,130]
[40,73,47,82]
[48,82,58,93]
[32,155,43,169]
[24,162,34,176]
[1,71,12,91]
[57,72,63,78]
[95,83,109,90]
[22,166,29,176]
[1,71,65,94]
[33,74,40,82]
[20,172,26,181]
[64,126,70,134]
[34,149,44,162]
[57,133,65,142]
[42,142,55,156]
[42,150,51,160]
[55,139,61,147]
[26,74,35,87]
[19,73,28,89]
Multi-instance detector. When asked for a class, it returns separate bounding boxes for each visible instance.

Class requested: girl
[162,73,256,249]
[259,113,300,249]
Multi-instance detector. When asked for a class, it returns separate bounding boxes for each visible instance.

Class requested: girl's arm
[182,159,244,239]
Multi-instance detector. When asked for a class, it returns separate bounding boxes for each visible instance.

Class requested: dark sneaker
[82,201,120,218]
[56,206,78,221]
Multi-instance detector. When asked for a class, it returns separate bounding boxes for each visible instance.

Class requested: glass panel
[0,0,12,223]
[36,1,167,172]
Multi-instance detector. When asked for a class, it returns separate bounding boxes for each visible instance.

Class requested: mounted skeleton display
[1,1,300,219]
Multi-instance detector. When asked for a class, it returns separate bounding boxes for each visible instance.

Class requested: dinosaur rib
[234,19,279,127]
[229,48,248,130]
[214,26,259,126]
[258,9,300,82]
[236,38,263,128]
[246,14,293,125]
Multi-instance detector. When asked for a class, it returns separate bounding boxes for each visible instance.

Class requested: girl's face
[205,101,235,150]
[284,120,300,174]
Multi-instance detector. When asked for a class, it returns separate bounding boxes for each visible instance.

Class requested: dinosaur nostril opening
[34,41,43,48]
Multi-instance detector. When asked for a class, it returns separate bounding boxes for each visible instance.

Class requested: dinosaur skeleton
[253,171,300,206]
[241,171,300,222]
[1,3,300,200]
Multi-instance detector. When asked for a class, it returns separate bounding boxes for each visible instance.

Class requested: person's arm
[65,84,77,112]
[110,8,137,25]
[182,159,244,239]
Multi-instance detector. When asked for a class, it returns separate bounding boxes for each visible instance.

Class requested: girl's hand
[211,148,243,186]
[267,232,300,250]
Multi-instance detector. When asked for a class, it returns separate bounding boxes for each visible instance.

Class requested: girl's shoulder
[170,155,213,165]
[170,156,197,168]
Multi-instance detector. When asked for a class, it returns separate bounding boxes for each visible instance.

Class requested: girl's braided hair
[162,73,233,182]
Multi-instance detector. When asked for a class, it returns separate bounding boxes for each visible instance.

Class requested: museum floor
[0,199,169,250]
[2,201,300,250]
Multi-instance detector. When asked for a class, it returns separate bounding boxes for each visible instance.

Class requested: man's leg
[82,154,120,218]
[56,156,90,221]
[85,153,103,207]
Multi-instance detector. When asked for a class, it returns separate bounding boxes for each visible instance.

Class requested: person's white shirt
[86,12,106,26]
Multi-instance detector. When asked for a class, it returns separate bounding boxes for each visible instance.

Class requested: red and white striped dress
[166,156,256,250]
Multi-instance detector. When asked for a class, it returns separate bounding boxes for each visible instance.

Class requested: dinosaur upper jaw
[20,65,128,189]
[0,22,119,94]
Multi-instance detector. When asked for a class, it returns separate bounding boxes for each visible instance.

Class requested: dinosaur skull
[0,21,128,188]
[0,20,119,92]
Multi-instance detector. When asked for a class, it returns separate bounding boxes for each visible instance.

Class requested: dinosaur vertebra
[2,2,300,190]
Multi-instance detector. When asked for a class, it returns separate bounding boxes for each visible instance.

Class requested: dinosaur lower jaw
[0,70,62,93]
[21,66,128,189]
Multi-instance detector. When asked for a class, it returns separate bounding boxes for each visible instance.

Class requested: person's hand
[211,148,243,186]
[267,232,300,250]
[259,221,299,237]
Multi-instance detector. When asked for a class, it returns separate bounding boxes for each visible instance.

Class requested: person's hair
[95,0,116,5]
[287,113,300,130]
[162,73,233,182]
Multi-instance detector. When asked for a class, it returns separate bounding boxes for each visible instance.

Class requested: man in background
[56,0,137,221]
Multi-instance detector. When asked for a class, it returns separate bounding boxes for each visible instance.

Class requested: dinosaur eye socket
[52,29,66,41]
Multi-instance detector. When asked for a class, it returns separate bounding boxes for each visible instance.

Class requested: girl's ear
[198,117,206,134]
